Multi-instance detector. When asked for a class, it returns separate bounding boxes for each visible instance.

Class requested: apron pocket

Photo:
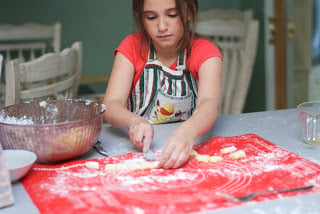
[145,89,194,124]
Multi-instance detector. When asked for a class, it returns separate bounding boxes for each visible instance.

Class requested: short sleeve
[114,33,148,86]
[115,34,138,65]
[189,37,223,79]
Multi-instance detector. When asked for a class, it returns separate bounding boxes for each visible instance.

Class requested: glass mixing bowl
[0,99,106,163]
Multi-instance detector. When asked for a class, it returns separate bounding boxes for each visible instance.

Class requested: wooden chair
[5,42,82,106]
[196,9,259,115]
[0,22,61,105]
[0,22,61,65]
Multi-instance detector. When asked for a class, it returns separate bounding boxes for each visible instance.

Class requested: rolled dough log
[104,161,160,172]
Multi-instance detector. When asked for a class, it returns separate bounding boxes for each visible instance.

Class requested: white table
[3,109,320,214]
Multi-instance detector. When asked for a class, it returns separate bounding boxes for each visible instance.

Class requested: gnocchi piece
[208,155,223,163]
[220,146,237,154]
[229,150,246,160]
[195,154,210,162]
[85,161,100,169]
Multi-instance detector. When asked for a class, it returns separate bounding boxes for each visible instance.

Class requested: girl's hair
[132,0,199,57]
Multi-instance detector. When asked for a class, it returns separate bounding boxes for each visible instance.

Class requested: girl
[103,0,222,169]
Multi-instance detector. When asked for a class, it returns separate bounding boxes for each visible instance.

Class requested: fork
[216,185,314,202]
[93,141,108,156]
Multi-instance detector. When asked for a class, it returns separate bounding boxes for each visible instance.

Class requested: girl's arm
[159,56,222,168]
[103,52,154,151]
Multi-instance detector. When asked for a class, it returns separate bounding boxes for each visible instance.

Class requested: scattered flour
[0,114,34,125]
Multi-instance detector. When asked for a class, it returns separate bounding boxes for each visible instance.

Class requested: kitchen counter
[3,108,320,214]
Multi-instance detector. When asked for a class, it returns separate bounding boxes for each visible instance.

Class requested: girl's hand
[159,126,195,169]
[128,117,154,152]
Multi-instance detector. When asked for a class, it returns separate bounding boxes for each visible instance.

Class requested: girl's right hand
[128,117,154,152]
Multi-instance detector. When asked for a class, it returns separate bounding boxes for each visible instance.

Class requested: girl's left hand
[159,126,195,169]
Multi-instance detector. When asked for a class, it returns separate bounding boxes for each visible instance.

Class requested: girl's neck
[154,48,180,68]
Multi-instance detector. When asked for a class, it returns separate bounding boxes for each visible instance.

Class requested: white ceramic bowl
[3,149,37,182]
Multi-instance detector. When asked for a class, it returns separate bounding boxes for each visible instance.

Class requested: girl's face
[142,0,184,51]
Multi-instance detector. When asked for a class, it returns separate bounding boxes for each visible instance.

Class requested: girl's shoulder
[191,36,221,54]
[116,32,148,64]
[188,36,223,77]
[119,32,143,49]
[190,36,222,62]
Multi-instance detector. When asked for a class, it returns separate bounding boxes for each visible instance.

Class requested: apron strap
[147,43,156,62]
[176,49,187,71]
[148,43,187,70]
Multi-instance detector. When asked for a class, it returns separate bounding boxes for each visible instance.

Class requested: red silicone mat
[21,134,320,214]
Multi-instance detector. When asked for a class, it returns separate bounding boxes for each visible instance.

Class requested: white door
[309,0,320,101]
[265,0,315,110]
[286,0,312,108]
[264,0,276,110]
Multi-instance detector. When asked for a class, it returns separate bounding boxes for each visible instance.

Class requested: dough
[220,146,237,154]
[192,147,224,163]
[208,155,223,163]
[195,154,210,162]
[195,154,223,163]
[229,150,246,159]
[104,161,160,172]
[141,161,160,169]
[104,163,119,171]
[39,101,47,108]
[85,161,100,169]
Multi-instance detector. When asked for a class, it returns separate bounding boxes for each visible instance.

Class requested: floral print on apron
[128,45,198,124]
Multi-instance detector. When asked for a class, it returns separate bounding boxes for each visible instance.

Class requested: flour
[0,114,34,125]
[0,100,97,126]
[114,170,199,186]
[38,167,108,198]
[0,103,60,125]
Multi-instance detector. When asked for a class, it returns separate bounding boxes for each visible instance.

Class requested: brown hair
[132,0,198,57]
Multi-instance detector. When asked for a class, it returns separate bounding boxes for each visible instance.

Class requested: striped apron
[128,46,198,124]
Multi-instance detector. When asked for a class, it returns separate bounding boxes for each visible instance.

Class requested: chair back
[5,42,82,106]
[0,22,61,66]
[196,9,259,114]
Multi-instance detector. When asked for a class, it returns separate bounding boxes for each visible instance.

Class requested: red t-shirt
[115,32,222,87]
